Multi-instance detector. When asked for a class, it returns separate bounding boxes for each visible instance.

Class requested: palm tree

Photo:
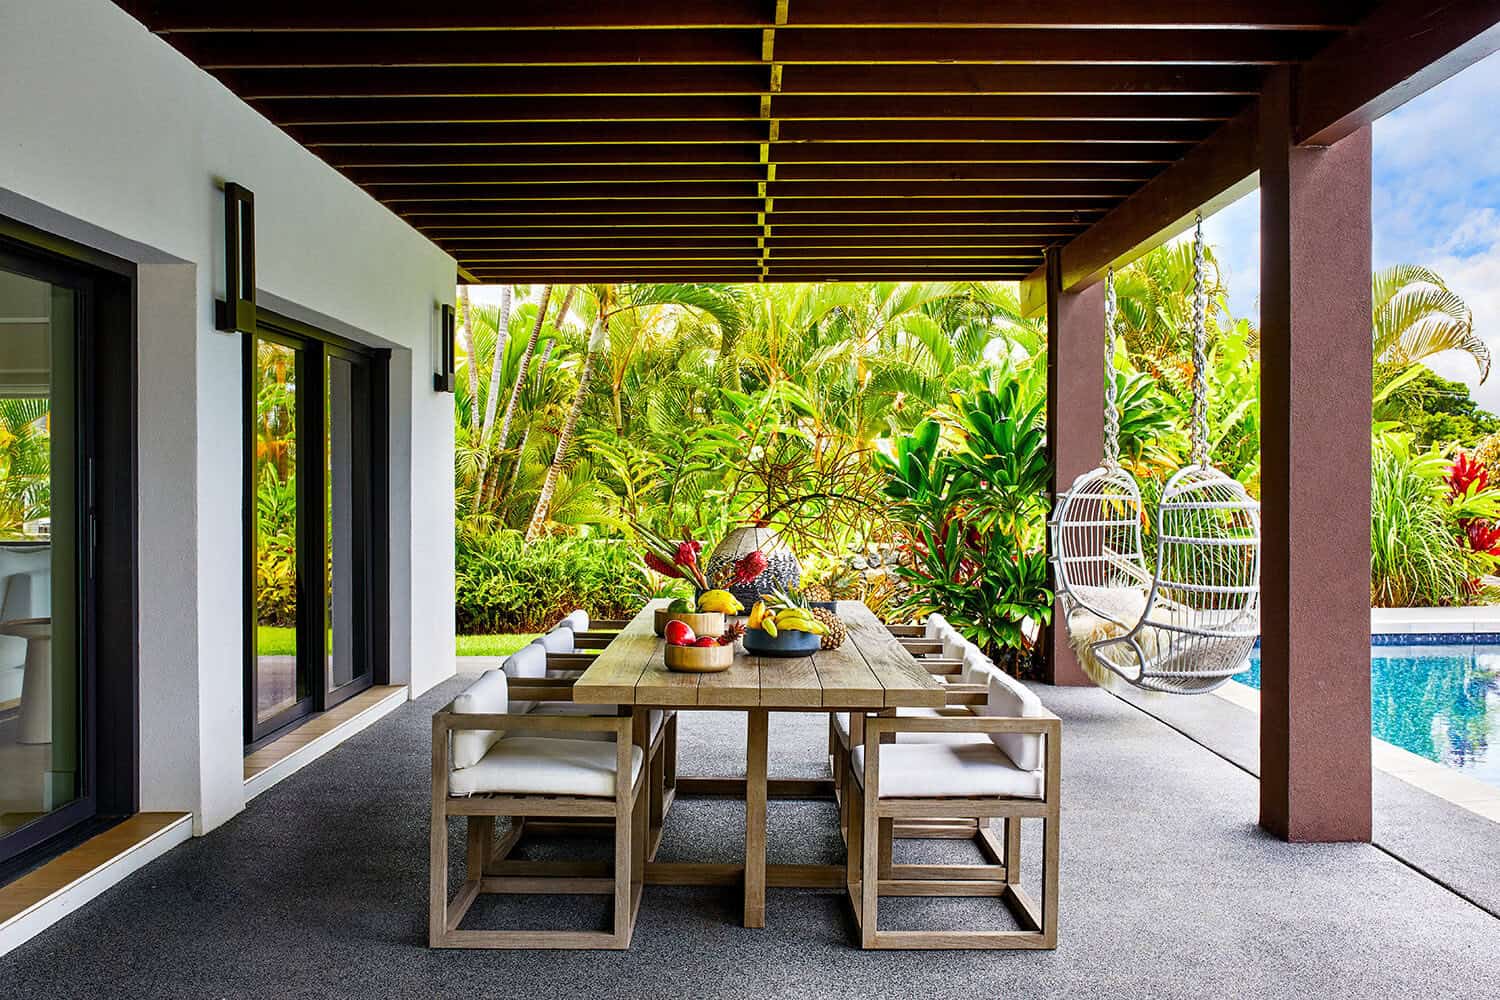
[1373,264,1487,382]
[526,313,609,540]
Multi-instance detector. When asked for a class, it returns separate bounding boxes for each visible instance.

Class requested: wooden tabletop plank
[634,646,703,706]
[839,601,947,708]
[755,655,823,708]
[573,601,663,704]
[806,637,885,708]
[696,654,761,706]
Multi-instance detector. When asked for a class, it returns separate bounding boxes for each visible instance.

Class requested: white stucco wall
[0,0,457,833]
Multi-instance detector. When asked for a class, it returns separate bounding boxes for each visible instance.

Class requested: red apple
[692,636,718,647]
[664,620,696,646]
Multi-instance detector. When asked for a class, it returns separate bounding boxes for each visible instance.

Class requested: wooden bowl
[664,642,735,673]
[653,609,724,638]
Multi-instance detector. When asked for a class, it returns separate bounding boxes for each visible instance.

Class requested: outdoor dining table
[573,598,945,928]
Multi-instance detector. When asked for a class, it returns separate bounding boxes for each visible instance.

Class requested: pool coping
[1216,679,1500,825]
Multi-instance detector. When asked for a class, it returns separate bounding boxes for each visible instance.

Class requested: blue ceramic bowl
[743,626,822,657]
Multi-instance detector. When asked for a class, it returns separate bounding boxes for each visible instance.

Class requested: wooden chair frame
[430,705,649,949]
[845,713,1061,950]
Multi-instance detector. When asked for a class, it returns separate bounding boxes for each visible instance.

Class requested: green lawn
[456,634,538,658]
[259,625,536,659]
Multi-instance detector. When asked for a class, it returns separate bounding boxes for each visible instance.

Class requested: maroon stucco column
[1044,249,1105,686]
[1258,69,1373,842]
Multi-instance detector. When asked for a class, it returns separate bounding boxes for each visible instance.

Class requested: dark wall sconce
[434,302,456,392]
[215,181,256,334]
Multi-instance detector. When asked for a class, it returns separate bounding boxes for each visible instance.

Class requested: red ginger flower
[732,550,768,585]
[644,551,682,579]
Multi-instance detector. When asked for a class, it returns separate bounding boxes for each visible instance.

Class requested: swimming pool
[1235,636,1500,791]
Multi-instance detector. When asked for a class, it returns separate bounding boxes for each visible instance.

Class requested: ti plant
[873,380,1054,677]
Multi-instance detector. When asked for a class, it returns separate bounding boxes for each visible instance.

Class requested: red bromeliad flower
[634,522,710,589]
[1465,518,1500,556]
[1449,452,1489,498]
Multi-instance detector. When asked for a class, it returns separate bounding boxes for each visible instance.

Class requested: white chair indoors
[844,668,1061,950]
[430,669,647,949]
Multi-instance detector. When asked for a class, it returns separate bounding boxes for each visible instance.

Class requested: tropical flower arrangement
[633,522,769,592]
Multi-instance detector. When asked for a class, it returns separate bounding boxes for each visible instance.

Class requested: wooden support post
[1258,68,1373,843]
[1044,247,1105,686]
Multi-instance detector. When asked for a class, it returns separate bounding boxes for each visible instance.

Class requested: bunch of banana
[747,593,827,636]
[696,589,744,615]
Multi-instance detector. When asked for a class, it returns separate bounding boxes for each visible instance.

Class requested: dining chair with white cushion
[844,668,1060,949]
[430,669,647,949]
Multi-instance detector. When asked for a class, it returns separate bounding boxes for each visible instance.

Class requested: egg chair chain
[1103,266,1120,467]
[1189,212,1210,468]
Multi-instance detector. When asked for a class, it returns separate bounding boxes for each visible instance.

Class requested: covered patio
[1,0,1499,983]
[4,677,1497,996]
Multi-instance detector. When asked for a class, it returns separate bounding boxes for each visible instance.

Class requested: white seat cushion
[924,612,951,641]
[851,743,1042,800]
[451,671,508,769]
[449,736,644,798]
[562,610,589,633]
[984,670,1047,771]
[939,626,970,662]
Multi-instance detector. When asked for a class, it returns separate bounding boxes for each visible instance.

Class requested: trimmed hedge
[456,529,654,634]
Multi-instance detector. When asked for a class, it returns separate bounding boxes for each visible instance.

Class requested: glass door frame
[243,312,389,747]
[0,221,136,868]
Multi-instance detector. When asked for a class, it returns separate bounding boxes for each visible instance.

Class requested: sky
[1200,52,1500,411]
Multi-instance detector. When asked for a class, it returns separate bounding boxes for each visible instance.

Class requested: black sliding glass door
[245,318,385,746]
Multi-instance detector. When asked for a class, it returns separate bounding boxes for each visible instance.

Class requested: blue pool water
[1236,638,1500,791]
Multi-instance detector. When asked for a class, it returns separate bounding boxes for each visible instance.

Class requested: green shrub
[456,527,654,633]
[1370,436,1475,607]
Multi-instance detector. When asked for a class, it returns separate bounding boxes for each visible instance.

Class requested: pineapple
[811,608,847,650]
[803,582,833,602]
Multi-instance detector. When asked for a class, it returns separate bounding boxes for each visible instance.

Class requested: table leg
[744,708,768,928]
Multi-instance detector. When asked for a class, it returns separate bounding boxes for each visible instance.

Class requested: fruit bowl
[653,609,724,638]
[742,627,822,657]
[664,642,735,672]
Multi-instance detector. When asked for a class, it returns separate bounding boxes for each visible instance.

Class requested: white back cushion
[940,625,969,662]
[961,645,996,686]
[451,670,508,770]
[925,612,951,640]
[502,643,547,715]
[563,610,589,632]
[983,670,1046,772]
[536,627,576,654]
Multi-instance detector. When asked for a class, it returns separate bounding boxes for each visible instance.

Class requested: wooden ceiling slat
[395,197,1112,215]
[345,162,1160,185]
[264,94,1246,126]
[175,28,1329,68]
[325,142,1178,167]
[420,220,1087,235]
[129,0,1364,32]
[293,119,1214,146]
[225,64,1263,100]
[372,180,1138,200]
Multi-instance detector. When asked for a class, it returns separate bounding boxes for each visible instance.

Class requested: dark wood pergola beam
[126,0,1366,32]
[1296,0,1500,144]
[418,223,1087,238]
[1023,0,1500,304]
[176,28,1332,68]
[262,94,1247,126]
